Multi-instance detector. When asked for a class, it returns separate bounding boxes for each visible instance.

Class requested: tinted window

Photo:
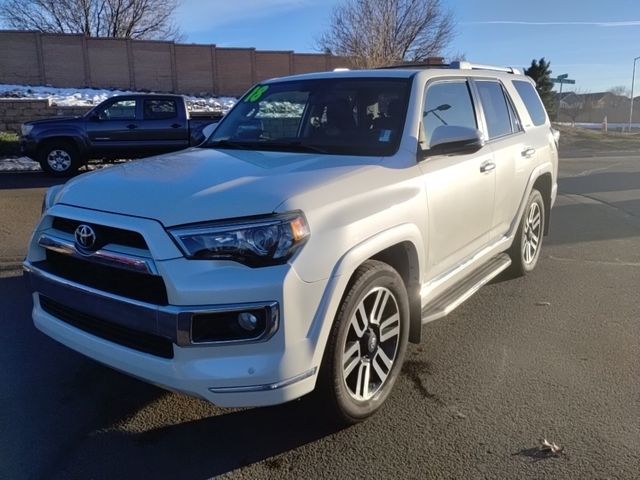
[513,80,547,126]
[207,78,411,156]
[423,81,477,145]
[144,99,177,120]
[99,99,136,120]
[476,81,514,139]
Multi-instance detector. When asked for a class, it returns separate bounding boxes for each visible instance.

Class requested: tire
[507,189,545,276]
[316,260,410,424]
[38,141,81,176]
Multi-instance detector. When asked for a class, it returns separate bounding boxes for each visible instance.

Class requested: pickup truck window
[205,78,411,156]
[422,81,477,145]
[98,99,136,121]
[144,99,177,120]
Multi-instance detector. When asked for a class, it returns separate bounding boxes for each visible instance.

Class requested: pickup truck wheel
[317,260,409,424]
[508,189,545,276]
[38,142,80,176]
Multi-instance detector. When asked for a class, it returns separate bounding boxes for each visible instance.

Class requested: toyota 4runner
[24,62,558,423]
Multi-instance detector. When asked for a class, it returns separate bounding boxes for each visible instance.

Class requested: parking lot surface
[1,154,639,479]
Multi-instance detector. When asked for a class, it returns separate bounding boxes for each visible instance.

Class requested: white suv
[25,62,558,423]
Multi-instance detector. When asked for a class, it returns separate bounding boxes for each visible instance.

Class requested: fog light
[190,304,278,344]
[238,312,258,331]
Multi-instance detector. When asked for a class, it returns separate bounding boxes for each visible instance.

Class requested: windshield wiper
[205,139,252,150]
[254,141,329,154]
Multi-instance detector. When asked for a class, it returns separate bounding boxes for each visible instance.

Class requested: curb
[0,261,23,272]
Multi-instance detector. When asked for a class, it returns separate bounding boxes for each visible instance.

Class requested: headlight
[168,212,310,267]
[21,124,34,136]
[41,185,64,213]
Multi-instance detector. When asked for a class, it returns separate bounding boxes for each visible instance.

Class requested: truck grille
[40,296,174,359]
[52,217,148,250]
[36,250,168,305]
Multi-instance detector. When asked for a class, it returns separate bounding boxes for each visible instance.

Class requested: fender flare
[306,223,425,368]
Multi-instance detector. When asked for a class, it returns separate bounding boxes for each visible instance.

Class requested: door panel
[86,98,140,155]
[137,98,189,152]
[420,148,495,280]
[419,80,496,281]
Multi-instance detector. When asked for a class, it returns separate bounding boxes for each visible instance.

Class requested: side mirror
[422,125,485,158]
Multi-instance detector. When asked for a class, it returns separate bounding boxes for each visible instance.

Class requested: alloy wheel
[341,286,401,401]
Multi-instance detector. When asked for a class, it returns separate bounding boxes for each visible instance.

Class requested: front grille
[36,250,168,305]
[52,217,148,250]
[40,296,174,359]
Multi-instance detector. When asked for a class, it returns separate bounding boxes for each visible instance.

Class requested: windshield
[203,77,412,156]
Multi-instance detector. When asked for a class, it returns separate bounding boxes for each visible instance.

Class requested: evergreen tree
[525,58,555,115]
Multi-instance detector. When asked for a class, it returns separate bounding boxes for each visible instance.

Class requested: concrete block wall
[0,30,350,96]
[0,99,90,132]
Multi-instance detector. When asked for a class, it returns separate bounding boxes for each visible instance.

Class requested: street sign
[557,73,568,80]
[552,78,575,84]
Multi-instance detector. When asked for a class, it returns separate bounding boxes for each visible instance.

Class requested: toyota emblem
[74,224,97,252]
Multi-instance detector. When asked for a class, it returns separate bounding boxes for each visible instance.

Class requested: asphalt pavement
[1,154,639,479]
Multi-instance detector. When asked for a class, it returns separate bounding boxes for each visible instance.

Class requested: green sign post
[552,74,576,120]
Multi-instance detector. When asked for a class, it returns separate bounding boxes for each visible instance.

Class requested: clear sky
[175,0,640,94]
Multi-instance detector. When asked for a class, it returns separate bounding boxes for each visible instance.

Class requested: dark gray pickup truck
[20,94,221,176]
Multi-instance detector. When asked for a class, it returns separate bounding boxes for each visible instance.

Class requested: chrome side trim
[208,367,317,393]
[38,233,158,275]
[420,235,510,300]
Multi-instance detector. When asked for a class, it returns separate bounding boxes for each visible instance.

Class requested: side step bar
[421,253,512,323]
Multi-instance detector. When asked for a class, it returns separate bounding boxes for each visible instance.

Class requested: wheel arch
[532,172,552,235]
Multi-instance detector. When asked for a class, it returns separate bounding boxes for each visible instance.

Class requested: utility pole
[628,56,640,133]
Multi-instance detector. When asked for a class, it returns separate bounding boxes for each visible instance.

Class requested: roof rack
[377,57,449,69]
[450,61,521,75]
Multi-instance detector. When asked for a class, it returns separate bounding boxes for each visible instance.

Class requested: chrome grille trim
[38,233,158,275]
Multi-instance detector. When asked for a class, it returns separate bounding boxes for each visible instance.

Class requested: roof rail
[450,61,521,75]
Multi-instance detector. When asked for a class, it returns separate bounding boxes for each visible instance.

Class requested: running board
[421,253,511,323]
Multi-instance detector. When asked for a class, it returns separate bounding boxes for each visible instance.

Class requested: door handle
[126,124,138,130]
[171,123,182,129]
[480,161,495,173]
[521,147,536,158]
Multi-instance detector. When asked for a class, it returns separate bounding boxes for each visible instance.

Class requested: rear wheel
[316,260,409,424]
[508,189,545,276]
[38,141,81,176]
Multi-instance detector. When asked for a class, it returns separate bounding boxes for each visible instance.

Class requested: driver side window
[422,81,477,146]
[98,99,137,121]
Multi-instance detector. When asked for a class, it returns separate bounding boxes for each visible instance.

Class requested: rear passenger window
[423,81,477,145]
[144,99,177,120]
[476,81,514,139]
[513,80,547,126]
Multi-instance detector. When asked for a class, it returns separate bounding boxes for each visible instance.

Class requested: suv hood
[56,148,382,226]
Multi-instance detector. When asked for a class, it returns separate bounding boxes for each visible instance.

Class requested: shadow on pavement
[0,172,65,190]
[559,172,640,196]
[1,272,345,479]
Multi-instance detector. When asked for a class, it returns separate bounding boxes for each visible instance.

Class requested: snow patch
[0,83,237,114]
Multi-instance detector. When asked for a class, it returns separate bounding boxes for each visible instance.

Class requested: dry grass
[555,124,640,157]
[0,131,20,157]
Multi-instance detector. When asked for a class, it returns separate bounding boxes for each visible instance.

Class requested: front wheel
[316,260,410,424]
[38,141,81,176]
[508,189,545,276]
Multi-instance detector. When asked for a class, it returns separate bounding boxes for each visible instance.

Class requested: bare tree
[0,0,182,40]
[608,85,630,98]
[318,0,455,68]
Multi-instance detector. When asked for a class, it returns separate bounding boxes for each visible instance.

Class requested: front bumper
[20,136,38,159]
[24,260,327,407]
